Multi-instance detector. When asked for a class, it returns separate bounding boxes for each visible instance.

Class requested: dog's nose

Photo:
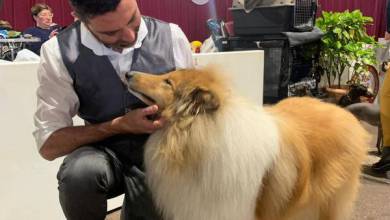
[125,72,134,81]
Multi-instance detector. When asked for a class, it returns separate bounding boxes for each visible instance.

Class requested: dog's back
[258,97,369,220]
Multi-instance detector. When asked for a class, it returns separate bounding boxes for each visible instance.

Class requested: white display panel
[193,50,264,105]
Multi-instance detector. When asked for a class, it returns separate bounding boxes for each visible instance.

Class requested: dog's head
[126,68,228,122]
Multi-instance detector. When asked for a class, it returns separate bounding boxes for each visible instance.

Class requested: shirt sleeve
[169,23,194,69]
[33,37,80,151]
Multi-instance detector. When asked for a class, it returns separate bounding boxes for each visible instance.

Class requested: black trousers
[57,146,160,220]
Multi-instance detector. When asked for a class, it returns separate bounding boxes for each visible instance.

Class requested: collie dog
[127,68,368,220]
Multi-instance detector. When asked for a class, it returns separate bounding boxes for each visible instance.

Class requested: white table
[0,62,123,219]
[0,37,40,61]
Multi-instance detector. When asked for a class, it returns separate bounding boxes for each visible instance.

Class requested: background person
[33,0,193,219]
[371,0,390,173]
[23,3,61,55]
[372,69,390,173]
[0,19,12,38]
[386,0,390,40]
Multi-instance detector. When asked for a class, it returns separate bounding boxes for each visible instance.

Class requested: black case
[230,5,294,35]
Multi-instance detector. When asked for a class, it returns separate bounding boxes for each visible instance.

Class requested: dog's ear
[190,87,220,114]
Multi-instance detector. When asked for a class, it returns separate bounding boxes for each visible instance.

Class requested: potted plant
[315,10,378,92]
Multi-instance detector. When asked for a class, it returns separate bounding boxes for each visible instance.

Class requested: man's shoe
[362,165,390,183]
[371,147,390,173]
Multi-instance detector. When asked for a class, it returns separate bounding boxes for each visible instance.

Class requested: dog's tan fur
[127,68,369,220]
[258,98,368,219]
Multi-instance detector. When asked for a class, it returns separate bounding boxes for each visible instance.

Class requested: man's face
[85,0,141,51]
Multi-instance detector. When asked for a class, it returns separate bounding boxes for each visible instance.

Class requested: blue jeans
[57,146,160,220]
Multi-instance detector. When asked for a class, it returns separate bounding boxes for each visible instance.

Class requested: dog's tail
[346,103,380,126]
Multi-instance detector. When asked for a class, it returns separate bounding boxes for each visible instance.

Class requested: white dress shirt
[34,18,194,150]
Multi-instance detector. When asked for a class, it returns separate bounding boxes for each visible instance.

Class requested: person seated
[0,20,12,38]
[23,3,61,55]
[0,20,12,31]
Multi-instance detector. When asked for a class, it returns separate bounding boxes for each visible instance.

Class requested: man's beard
[87,25,138,52]
[114,42,134,49]
[105,41,134,52]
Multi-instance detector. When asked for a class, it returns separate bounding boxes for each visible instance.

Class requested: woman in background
[23,3,61,55]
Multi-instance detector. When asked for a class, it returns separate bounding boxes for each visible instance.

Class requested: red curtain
[0,0,386,41]
[0,0,231,41]
[138,0,232,41]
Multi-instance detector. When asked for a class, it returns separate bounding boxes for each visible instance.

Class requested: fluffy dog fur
[127,68,369,220]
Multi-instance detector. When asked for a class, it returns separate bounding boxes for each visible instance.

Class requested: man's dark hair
[69,0,121,21]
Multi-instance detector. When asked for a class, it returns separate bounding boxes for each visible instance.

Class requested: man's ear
[189,87,220,114]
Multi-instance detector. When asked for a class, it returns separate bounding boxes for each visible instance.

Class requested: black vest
[57,17,176,165]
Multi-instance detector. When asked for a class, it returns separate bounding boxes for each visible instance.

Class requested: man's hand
[39,105,164,161]
[111,105,165,134]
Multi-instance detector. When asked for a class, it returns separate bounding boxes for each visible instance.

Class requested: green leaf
[315,9,378,87]
[342,30,350,39]
[333,28,342,34]
[336,41,342,49]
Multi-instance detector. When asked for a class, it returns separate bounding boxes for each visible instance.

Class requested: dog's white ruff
[145,97,280,220]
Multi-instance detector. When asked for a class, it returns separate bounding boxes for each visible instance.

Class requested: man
[371,0,390,173]
[386,0,390,41]
[33,0,193,219]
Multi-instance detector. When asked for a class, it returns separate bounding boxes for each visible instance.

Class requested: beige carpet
[105,210,120,220]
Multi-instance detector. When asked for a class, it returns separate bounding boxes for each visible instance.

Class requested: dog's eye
[164,79,173,87]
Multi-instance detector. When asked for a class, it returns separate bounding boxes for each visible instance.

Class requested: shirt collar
[80,18,148,56]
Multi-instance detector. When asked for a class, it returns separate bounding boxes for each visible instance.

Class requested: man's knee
[57,146,114,194]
